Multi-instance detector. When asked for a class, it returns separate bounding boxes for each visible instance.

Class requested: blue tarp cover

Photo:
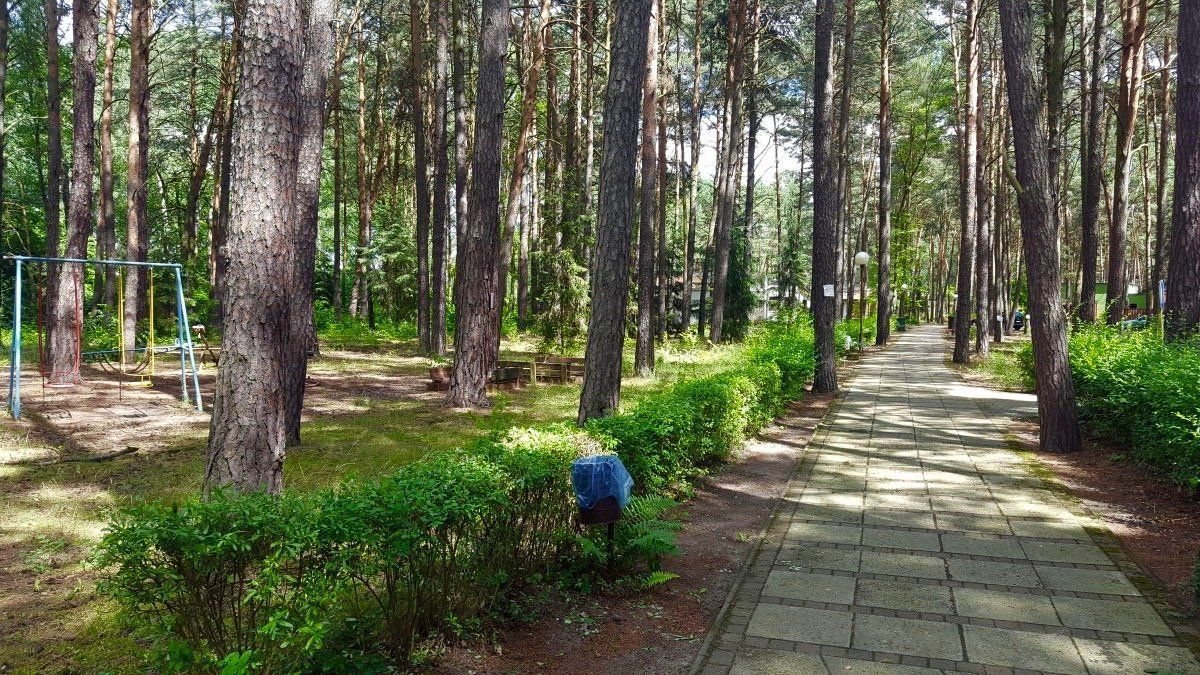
[571,455,634,510]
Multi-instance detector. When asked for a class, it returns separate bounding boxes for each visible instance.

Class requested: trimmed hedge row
[94,318,815,671]
[1020,326,1200,490]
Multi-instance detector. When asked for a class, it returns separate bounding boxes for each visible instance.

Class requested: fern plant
[577,496,682,580]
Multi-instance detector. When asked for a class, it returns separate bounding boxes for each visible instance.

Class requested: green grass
[0,333,745,673]
[975,337,1035,392]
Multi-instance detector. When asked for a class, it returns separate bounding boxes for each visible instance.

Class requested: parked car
[1012,311,1025,331]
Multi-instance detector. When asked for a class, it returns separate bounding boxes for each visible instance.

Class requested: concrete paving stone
[961,625,1086,675]
[763,570,857,605]
[805,492,866,509]
[796,504,865,524]
[952,587,1059,625]
[1034,566,1140,596]
[940,534,1026,559]
[863,510,938,530]
[856,578,954,614]
[779,546,862,572]
[1018,540,1111,565]
[862,528,942,552]
[810,476,870,490]
[822,656,941,674]
[935,513,1014,536]
[929,496,1002,516]
[1050,597,1173,636]
[851,614,964,661]
[730,648,828,675]
[1072,638,1200,675]
[1008,519,1090,540]
[866,493,933,510]
[746,603,853,647]
[860,550,948,580]
[787,522,864,545]
[868,480,930,492]
[947,559,1041,588]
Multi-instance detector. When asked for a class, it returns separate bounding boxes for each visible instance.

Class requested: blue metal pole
[174,267,202,412]
[9,260,21,419]
[2,255,183,270]
[174,272,188,405]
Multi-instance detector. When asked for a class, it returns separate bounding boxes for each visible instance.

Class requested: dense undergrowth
[92,317,816,672]
[1019,326,1200,490]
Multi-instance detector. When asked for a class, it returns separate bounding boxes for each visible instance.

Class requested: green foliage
[592,318,811,493]
[836,315,878,354]
[92,491,348,673]
[93,320,816,667]
[722,229,757,342]
[1019,327,1200,489]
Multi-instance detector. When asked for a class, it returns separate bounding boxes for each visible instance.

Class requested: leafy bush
[836,315,877,354]
[95,319,818,668]
[93,491,348,673]
[1021,327,1200,489]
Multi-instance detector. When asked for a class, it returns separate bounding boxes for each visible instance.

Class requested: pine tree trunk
[709,0,746,343]
[1106,0,1148,324]
[811,0,839,393]
[1078,0,1104,323]
[835,0,856,322]
[447,0,508,409]
[500,0,548,312]
[577,0,652,423]
[95,0,118,308]
[349,42,372,318]
[431,0,451,355]
[47,0,97,384]
[123,0,151,358]
[205,0,305,494]
[952,0,979,364]
[283,0,336,447]
[634,0,658,376]
[453,0,470,247]
[1166,0,1200,339]
[413,0,432,352]
[997,0,1081,453]
[874,0,892,346]
[681,0,704,330]
[44,0,62,263]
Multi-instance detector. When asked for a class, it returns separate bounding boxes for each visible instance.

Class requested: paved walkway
[697,325,1200,675]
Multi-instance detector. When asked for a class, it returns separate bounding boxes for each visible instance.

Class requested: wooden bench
[428,364,526,392]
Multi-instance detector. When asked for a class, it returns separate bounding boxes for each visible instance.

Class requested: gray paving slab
[696,326,1199,674]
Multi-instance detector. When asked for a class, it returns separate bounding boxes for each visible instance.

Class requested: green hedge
[1020,326,1200,490]
[94,318,815,671]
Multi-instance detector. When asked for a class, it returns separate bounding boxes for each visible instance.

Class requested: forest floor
[956,332,1200,625]
[0,336,746,673]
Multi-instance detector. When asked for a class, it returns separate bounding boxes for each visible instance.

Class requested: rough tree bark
[95,0,118,308]
[952,0,979,364]
[709,0,746,343]
[811,0,839,393]
[577,0,652,423]
[283,0,336,447]
[1105,0,1147,324]
[413,0,432,352]
[431,0,450,355]
[835,0,855,322]
[997,0,1081,453]
[635,0,659,376]
[1078,0,1104,323]
[205,0,306,494]
[47,0,97,384]
[1166,0,1200,339]
[875,0,892,346]
[123,0,151,357]
[681,0,704,330]
[447,0,509,409]
[44,0,62,264]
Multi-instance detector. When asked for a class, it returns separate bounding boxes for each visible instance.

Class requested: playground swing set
[5,255,203,420]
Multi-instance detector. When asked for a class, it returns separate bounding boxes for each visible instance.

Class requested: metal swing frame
[5,255,203,419]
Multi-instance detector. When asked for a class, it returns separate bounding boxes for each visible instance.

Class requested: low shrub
[95,319,817,668]
[1021,326,1200,489]
[836,315,877,353]
[93,491,348,673]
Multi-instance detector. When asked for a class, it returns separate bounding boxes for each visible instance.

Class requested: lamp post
[899,283,909,331]
[854,251,869,349]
